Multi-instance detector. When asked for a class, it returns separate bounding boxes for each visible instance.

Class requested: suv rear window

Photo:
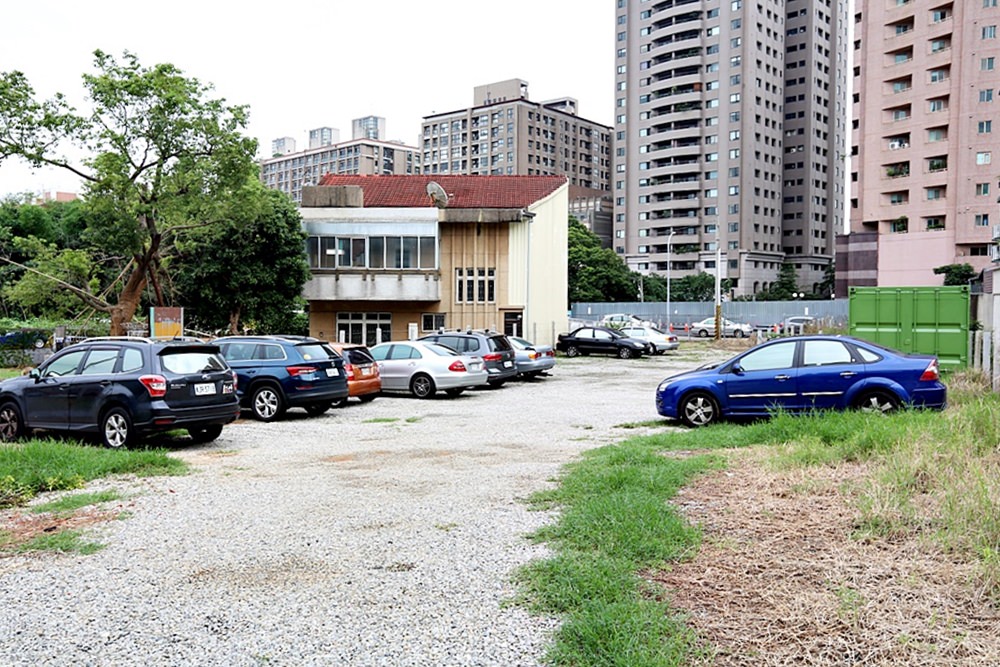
[160,351,227,374]
[344,348,374,364]
[487,336,512,352]
[297,344,333,361]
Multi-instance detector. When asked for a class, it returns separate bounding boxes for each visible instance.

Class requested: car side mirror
[29,368,41,381]
[730,363,745,376]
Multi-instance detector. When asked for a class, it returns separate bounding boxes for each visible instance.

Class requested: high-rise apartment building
[420,79,612,191]
[271,137,297,156]
[352,116,386,141]
[309,127,340,149]
[614,0,848,298]
[260,136,421,204]
[839,0,1000,293]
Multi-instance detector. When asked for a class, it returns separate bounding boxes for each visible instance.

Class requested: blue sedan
[656,335,947,427]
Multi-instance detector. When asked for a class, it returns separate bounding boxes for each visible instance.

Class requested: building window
[977,151,993,164]
[925,217,945,230]
[980,120,993,134]
[891,217,909,233]
[984,25,997,38]
[976,182,991,195]
[454,268,496,304]
[981,89,995,102]
[422,313,446,331]
[983,57,996,71]
[925,187,945,200]
[975,213,990,226]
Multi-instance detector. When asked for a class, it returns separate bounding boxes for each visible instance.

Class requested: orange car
[325,342,381,404]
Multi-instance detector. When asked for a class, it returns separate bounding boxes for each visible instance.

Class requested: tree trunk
[228,305,241,335]
[108,239,160,336]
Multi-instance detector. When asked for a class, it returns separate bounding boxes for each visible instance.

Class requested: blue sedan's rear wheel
[854,390,899,414]
[679,392,719,427]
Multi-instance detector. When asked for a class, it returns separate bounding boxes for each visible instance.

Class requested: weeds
[18,528,104,555]
[30,489,122,514]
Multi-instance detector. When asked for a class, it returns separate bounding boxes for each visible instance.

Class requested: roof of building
[315,175,567,209]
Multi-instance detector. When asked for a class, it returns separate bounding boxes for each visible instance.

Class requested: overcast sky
[0,0,614,198]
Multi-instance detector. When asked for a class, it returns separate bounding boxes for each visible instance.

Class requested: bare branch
[0,256,113,312]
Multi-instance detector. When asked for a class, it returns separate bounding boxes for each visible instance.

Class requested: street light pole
[666,229,676,331]
[714,231,722,340]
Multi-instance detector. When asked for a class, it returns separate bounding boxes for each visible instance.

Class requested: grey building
[420,78,612,192]
[614,0,847,298]
[352,116,386,141]
[309,127,340,149]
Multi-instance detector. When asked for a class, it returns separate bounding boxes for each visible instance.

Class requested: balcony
[304,271,441,302]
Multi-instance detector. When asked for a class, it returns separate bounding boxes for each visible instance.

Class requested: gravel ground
[0,347,724,667]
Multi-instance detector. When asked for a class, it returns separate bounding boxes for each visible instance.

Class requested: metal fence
[570,299,849,331]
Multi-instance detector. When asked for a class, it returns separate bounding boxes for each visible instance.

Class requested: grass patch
[0,368,24,380]
[0,438,186,508]
[30,489,123,514]
[615,420,670,430]
[363,417,399,424]
[515,437,722,665]
[405,416,422,423]
[18,528,105,555]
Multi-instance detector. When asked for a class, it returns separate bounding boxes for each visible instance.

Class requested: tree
[0,51,257,334]
[171,181,310,334]
[568,218,638,303]
[933,263,976,286]
[757,262,799,300]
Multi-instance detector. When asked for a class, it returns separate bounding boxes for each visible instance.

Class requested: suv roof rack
[82,336,207,344]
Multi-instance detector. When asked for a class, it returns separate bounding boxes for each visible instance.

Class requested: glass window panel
[386,237,402,268]
[419,237,436,269]
[368,237,385,268]
[401,237,418,268]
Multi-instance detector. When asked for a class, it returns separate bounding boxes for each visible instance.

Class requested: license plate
[361,367,371,376]
[194,383,216,396]
[503,361,513,368]
[326,368,339,377]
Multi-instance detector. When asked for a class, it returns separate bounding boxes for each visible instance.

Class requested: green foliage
[568,218,638,303]
[2,236,100,318]
[933,263,976,286]
[171,180,310,334]
[0,438,187,508]
[30,489,122,514]
[17,529,105,555]
[756,262,799,300]
[516,438,721,666]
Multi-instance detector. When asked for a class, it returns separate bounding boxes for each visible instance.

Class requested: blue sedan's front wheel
[679,392,719,427]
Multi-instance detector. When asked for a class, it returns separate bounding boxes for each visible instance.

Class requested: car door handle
[840,371,857,377]
[774,374,791,381]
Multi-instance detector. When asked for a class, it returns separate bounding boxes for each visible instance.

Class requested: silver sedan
[508,336,556,378]
[370,340,489,398]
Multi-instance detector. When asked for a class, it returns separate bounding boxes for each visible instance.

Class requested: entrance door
[503,312,523,338]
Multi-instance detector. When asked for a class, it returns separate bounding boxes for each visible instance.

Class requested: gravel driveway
[0,348,723,667]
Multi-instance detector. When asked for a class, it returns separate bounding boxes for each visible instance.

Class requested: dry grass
[653,448,1000,666]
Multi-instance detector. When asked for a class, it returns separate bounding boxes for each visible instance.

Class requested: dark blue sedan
[656,335,947,427]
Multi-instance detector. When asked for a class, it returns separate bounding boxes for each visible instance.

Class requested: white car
[691,317,753,338]
[619,326,680,354]
[370,340,488,398]
[601,313,655,327]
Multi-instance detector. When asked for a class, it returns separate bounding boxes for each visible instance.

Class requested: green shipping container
[848,286,969,371]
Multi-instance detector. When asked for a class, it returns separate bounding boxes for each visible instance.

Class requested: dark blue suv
[214,336,348,421]
[0,337,240,448]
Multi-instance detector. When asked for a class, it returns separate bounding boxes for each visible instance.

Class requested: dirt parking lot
[0,347,724,667]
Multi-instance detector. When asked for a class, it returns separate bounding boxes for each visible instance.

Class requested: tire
[410,373,436,399]
[734,329,745,338]
[854,390,900,414]
[333,396,349,407]
[101,407,134,449]
[679,392,720,428]
[250,385,285,422]
[188,424,224,444]
[445,388,465,398]
[698,329,709,338]
[0,402,25,442]
[358,394,377,403]
[648,344,659,355]
[304,402,332,417]
[487,379,506,389]
[565,345,580,358]
[618,346,634,359]
[33,338,45,349]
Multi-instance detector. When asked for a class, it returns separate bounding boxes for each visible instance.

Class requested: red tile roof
[315,174,566,209]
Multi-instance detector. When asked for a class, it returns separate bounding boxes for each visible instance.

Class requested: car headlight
[657,379,674,392]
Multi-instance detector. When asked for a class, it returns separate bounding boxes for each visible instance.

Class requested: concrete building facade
[419,79,612,193]
[299,175,569,347]
[614,0,848,298]
[260,137,421,205]
[842,0,1000,291]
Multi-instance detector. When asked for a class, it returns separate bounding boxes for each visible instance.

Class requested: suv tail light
[448,360,468,372]
[139,374,167,398]
[286,366,317,378]
[919,359,940,382]
[482,353,502,362]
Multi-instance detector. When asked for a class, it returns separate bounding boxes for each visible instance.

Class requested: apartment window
[927,127,947,142]
[980,120,993,134]
[977,151,993,164]
[891,218,909,233]
[930,39,949,53]
[931,8,950,22]
[889,192,906,205]
[925,217,945,230]
[976,183,991,195]
[988,0,999,6]
[981,89,995,102]
[422,313,446,332]
[927,156,948,171]
[925,187,945,200]
[454,268,495,304]
[983,57,996,71]
[975,214,990,226]
[730,93,741,103]
[892,107,911,121]
[928,98,946,113]
[985,25,998,38]
[929,68,949,83]
[728,185,739,195]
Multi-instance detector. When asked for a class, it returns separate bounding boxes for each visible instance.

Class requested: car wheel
[250,385,285,422]
[410,373,436,399]
[33,338,45,349]
[734,329,745,338]
[304,402,332,417]
[854,390,900,414]
[618,346,634,359]
[101,407,133,449]
[358,394,377,403]
[0,402,25,441]
[445,388,465,398]
[487,379,506,389]
[679,392,719,428]
[648,344,659,355]
[333,396,349,408]
[188,424,224,444]
[565,345,580,358]
[698,329,709,338]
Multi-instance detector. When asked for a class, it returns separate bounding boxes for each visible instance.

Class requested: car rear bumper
[138,401,241,431]
[516,358,556,374]
[282,383,350,408]
[436,370,490,390]
[348,377,381,397]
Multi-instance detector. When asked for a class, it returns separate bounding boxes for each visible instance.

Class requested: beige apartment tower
[842,0,1000,291]
[420,79,612,192]
[614,0,848,298]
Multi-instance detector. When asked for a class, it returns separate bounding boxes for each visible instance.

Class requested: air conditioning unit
[888,140,909,150]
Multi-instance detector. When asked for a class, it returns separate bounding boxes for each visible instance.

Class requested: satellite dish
[426,181,449,208]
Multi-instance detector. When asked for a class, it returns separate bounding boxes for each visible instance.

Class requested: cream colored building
[299,175,569,347]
